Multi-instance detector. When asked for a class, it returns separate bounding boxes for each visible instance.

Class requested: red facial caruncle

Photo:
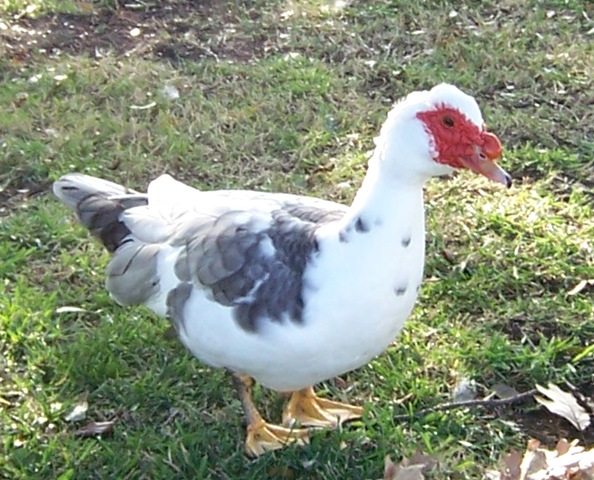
[417,105,511,187]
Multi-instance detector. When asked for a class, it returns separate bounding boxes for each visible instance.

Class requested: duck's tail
[53,173,164,308]
[53,173,148,252]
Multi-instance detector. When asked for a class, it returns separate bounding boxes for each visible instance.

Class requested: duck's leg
[231,374,309,457]
[282,386,363,428]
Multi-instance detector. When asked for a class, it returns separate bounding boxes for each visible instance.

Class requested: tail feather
[53,173,147,252]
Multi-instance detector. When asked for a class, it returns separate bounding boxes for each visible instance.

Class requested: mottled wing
[54,173,346,334]
[168,201,345,332]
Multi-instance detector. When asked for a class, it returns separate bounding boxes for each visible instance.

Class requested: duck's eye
[442,115,455,128]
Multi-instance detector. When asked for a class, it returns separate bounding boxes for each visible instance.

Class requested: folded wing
[53,173,346,333]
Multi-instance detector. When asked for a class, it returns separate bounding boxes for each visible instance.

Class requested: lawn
[1,0,593,478]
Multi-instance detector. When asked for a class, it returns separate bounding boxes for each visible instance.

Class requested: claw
[232,373,310,457]
[282,387,363,428]
[245,419,309,457]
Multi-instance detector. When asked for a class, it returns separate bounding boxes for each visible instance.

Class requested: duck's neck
[337,154,426,238]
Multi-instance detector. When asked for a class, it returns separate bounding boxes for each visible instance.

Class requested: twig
[393,389,538,420]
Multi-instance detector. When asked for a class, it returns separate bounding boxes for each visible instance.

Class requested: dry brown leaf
[384,455,398,480]
[520,440,548,479]
[487,439,594,480]
[497,450,523,480]
[532,440,594,480]
[74,420,116,438]
[555,439,570,456]
[534,384,591,431]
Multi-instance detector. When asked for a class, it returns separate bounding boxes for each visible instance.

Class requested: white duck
[53,83,510,456]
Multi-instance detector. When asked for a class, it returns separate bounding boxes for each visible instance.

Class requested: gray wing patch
[172,211,270,308]
[173,203,343,333]
[166,282,193,334]
[105,243,160,305]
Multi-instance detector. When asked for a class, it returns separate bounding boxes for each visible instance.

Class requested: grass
[1,0,593,478]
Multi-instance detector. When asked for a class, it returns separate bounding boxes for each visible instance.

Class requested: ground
[0,0,593,478]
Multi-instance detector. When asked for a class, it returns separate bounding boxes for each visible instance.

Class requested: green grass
[1,0,593,478]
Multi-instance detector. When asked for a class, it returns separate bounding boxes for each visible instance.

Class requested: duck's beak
[460,132,512,188]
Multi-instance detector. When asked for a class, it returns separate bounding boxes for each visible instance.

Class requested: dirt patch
[1,1,281,64]
[512,408,594,447]
[506,382,594,447]
[502,314,576,344]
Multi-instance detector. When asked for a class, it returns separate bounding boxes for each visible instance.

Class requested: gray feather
[173,203,344,332]
[53,173,146,252]
[105,243,160,305]
[166,282,193,333]
[54,173,347,332]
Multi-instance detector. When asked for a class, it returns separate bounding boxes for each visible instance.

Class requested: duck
[53,83,511,456]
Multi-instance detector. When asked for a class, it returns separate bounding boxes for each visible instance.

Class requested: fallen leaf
[74,420,115,438]
[501,450,523,480]
[489,439,594,480]
[535,383,591,431]
[545,441,594,479]
[486,450,523,480]
[555,438,570,456]
[64,401,88,422]
[519,440,547,479]
[384,455,398,480]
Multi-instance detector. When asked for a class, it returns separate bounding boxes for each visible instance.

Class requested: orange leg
[231,374,309,457]
[282,386,363,428]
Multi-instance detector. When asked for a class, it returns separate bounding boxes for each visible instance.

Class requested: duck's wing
[53,173,346,333]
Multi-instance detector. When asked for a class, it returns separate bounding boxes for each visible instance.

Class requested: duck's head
[375,83,511,187]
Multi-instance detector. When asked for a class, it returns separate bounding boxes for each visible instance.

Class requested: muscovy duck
[53,83,511,456]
